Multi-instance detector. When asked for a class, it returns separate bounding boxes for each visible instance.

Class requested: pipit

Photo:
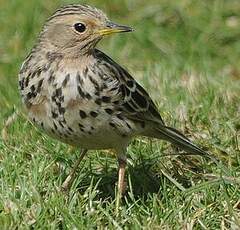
[19,4,207,196]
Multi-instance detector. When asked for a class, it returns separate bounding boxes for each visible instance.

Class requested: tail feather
[154,125,207,156]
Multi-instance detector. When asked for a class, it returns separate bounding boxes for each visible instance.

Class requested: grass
[0,0,240,229]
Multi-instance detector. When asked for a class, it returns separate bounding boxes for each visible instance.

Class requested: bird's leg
[117,156,127,196]
[61,149,88,191]
[115,154,127,213]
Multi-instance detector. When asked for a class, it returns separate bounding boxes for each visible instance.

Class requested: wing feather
[94,49,164,125]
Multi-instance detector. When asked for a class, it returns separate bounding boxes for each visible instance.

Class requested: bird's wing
[94,49,165,125]
[94,50,208,156]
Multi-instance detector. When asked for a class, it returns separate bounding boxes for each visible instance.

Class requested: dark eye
[74,23,86,33]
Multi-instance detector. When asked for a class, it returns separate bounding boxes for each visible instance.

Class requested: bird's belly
[50,125,125,150]
[66,130,123,149]
[29,105,130,150]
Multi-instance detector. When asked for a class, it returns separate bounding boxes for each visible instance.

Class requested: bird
[18,4,207,197]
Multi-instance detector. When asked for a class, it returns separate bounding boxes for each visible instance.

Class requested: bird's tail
[152,125,207,156]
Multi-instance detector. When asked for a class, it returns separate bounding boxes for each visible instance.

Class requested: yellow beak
[98,21,133,36]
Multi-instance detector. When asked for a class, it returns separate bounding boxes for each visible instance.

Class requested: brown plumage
[19,4,207,197]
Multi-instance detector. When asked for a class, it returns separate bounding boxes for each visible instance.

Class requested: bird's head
[39,4,133,57]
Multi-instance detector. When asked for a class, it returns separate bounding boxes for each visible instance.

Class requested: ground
[0,0,240,229]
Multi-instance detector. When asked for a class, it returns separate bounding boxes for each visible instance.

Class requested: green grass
[0,0,240,229]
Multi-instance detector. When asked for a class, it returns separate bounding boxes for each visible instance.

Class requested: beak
[98,21,134,36]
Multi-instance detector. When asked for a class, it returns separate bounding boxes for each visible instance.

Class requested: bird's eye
[74,23,86,33]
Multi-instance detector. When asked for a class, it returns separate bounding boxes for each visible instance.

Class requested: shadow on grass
[72,154,206,201]
[76,164,162,200]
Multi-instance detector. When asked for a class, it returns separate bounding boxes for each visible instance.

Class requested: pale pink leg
[117,157,127,196]
[61,149,88,191]
[116,155,127,213]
